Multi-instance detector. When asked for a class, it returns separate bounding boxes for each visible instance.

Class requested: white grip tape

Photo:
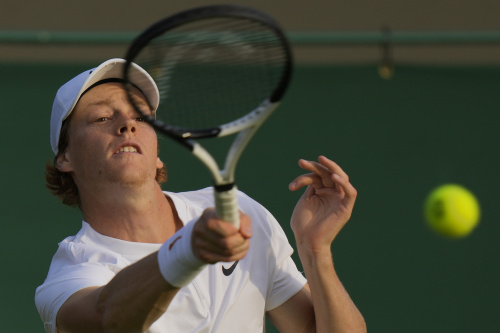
[215,186,240,228]
[157,220,206,287]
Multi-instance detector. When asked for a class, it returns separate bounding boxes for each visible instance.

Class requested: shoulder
[166,187,215,207]
[166,187,276,233]
[165,187,265,215]
[46,222,141,278]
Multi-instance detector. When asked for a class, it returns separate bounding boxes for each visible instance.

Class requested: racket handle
[214,186,240,228]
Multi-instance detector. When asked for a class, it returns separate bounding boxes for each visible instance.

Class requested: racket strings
[134,16,288,130]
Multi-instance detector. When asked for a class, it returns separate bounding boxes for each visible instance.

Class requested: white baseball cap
[50,58,159,154]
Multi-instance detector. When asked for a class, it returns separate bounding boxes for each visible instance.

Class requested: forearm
[96,252,179,332]
[58,252,179,333]
[297,244,366,333]
[96,216,210,332]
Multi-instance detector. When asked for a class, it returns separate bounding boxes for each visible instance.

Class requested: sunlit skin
[59,83,161,189]
[55,82,171,242]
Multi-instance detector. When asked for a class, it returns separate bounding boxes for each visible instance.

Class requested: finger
[198,247,249,264]
[238,213,252,239]
[318,156,349,181]
[195,236,250,263]
[332,173,357,206]
[192,221,248,251]
[195,234,249,256]
[298,159,332,178]
[196,211,251,248]
[204,213,240,238]
[202,223,244,247]
[297,159,336,188]
[208,210,252,239]
[288,173,322,191]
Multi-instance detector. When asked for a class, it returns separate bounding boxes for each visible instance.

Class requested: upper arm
[56,286,104,333]
[266,284,316,333]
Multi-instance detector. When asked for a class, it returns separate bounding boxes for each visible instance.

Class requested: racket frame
[123,5,292,227]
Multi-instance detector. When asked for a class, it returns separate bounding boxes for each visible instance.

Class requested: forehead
[80,81,146,103]
[73,82,149,114]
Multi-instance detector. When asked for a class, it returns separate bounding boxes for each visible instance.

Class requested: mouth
[113,144,141,155]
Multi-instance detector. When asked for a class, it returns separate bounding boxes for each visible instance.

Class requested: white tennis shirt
[35,188,307,333]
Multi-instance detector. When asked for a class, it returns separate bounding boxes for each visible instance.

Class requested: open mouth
[114,145,140,154]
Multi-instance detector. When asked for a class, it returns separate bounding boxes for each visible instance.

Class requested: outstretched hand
[289,156,357,252]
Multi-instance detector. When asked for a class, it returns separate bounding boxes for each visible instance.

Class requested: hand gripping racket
[123,5,292,228]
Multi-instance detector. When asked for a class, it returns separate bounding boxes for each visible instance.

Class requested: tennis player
[35,59,366,333]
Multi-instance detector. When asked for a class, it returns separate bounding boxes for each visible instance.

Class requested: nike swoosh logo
[222,260,239,276]
[169,236,182,250]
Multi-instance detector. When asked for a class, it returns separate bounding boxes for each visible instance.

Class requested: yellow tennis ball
[424,184,480,238]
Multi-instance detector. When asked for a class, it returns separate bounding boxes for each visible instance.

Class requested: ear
[56,151,74,172]
[156,157,164,169]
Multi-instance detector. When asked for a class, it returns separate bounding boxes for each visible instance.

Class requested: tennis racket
[123,5,292,228]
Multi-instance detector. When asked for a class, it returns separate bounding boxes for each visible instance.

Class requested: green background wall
[1,62,499,332]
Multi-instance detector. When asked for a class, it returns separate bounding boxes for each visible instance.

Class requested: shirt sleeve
[265,256,307,311]
[35,242,117,333]
[261,207,308,311]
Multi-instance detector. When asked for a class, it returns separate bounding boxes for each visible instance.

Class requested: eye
[96,117,108,122]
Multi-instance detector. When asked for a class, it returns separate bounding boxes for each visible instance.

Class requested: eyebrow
[128,96,154,115]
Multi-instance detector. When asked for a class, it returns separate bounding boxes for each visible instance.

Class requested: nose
[118,118,137,135]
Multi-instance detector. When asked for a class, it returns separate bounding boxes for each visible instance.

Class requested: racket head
[123,4,293,142]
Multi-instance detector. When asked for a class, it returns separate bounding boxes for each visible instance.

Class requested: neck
[79,182,180,243]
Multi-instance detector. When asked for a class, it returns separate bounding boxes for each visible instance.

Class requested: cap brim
[68,59,159,120]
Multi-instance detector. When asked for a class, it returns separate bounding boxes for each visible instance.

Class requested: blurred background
[1,0,499,332]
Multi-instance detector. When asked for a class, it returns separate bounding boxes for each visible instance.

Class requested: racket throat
[191,143,239,227]
[213,182,236,192]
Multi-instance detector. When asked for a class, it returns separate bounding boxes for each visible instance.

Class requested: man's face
[57,82,163,192]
